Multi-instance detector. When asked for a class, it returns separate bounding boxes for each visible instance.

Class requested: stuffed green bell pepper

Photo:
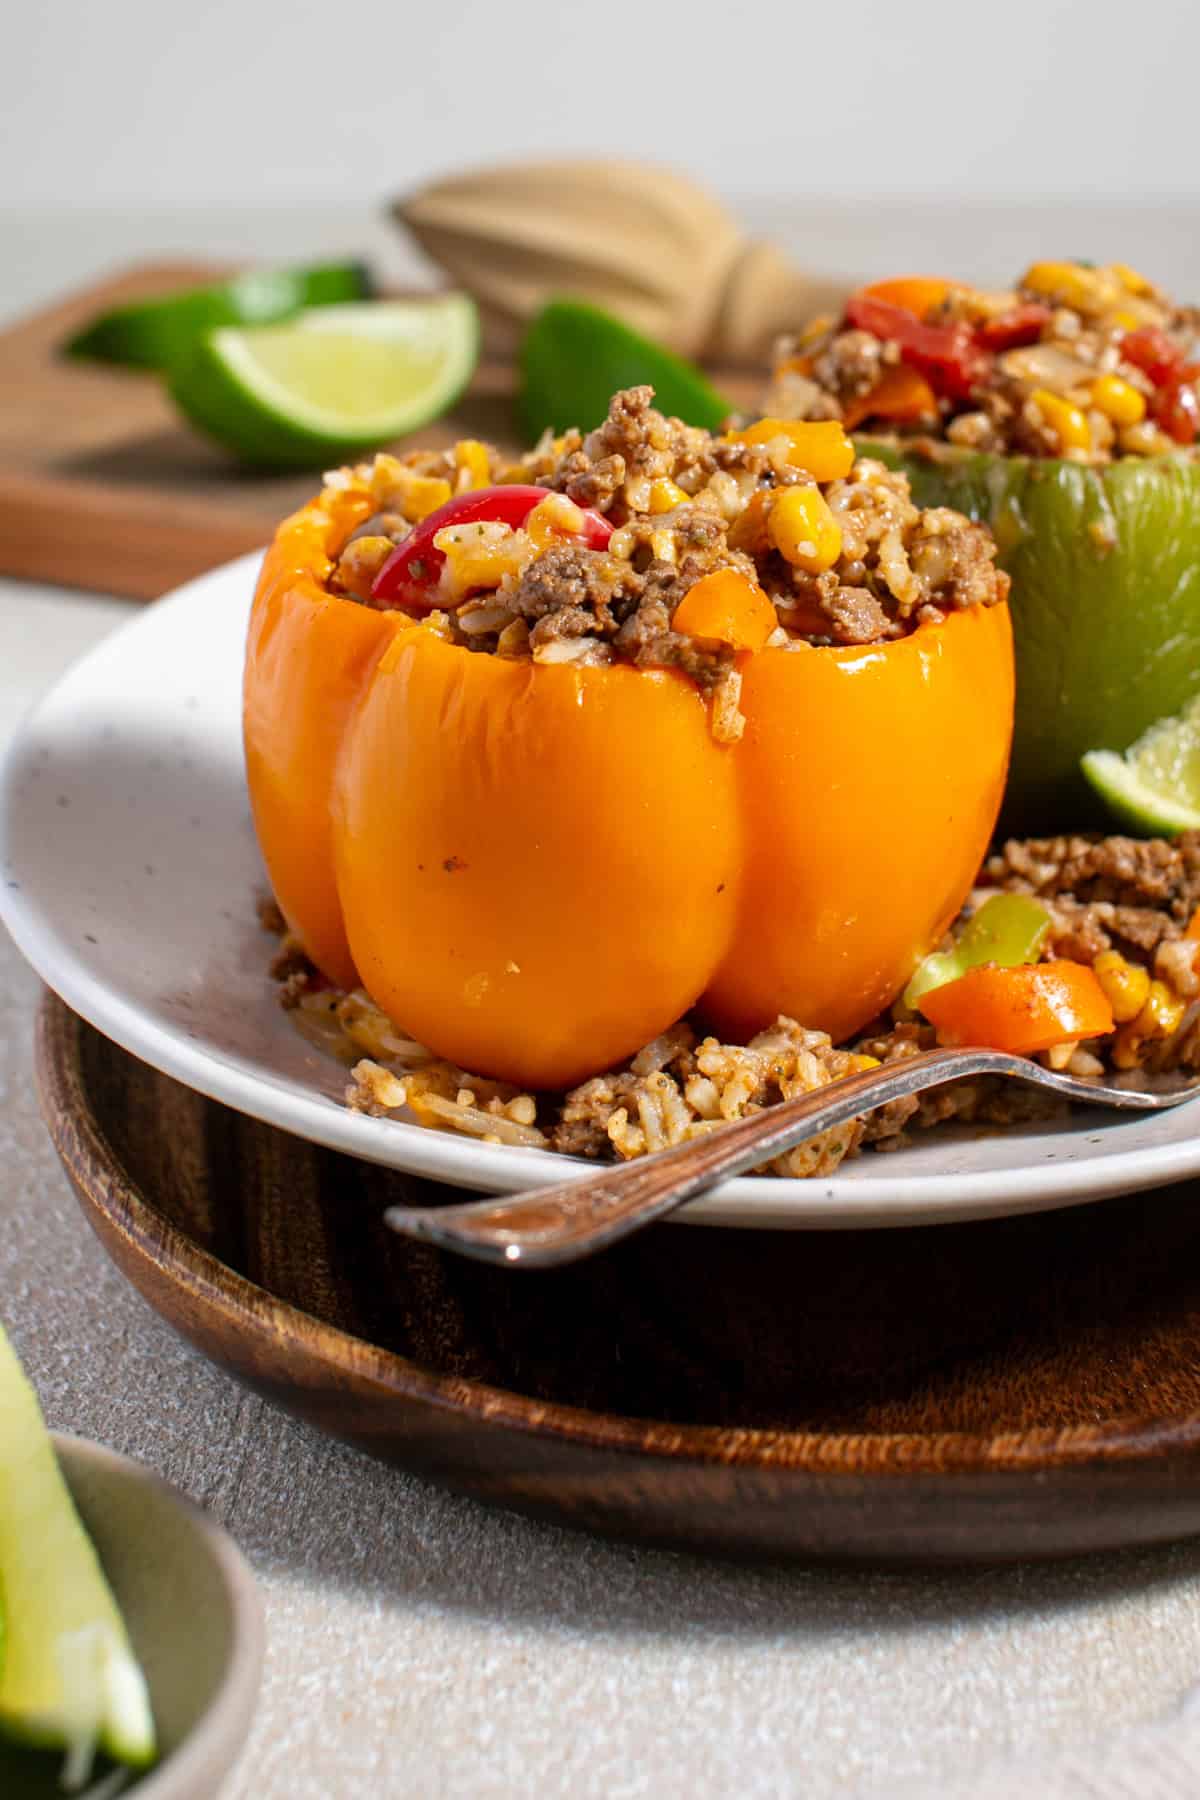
[766,263,1200,830]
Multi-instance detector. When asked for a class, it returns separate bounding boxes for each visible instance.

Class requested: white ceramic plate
[3,554,1199,1231]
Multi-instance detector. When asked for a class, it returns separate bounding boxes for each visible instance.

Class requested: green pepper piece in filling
[857,440,1200,833]
[904,893,1052,1011]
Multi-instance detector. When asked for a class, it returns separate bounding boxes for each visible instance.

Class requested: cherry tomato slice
[1153,364,1200,445]
[844,293,991,401]
[1119,326,1183,387]
[370,485,613,609]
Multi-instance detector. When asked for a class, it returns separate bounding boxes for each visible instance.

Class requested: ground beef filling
[327,387,1008,683]
[269,831,1200,1178]
[986,833,1200,961]
[502,529,745,688]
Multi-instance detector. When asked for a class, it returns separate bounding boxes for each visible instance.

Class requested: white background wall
[3,0,1199,311]
[6,0,1200,208]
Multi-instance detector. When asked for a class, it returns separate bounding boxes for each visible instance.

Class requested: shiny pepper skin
[244,485,1015,1089]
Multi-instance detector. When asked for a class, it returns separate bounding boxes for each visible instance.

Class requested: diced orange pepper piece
[842,365,939,432]
[858,277,956,319]
[670,568,777,652]
[730,419,855,481]
[920,961,1114,1055]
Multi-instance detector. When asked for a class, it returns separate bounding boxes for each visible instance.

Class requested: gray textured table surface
[6,203,1200,1796]
[6,590,1200,1800]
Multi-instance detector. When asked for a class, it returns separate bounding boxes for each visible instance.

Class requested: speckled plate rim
[4,554,1200,1232]
[52,1431,264,1800]
[36,993,1200,1484]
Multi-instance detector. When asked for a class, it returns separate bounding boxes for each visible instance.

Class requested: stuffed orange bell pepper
[245,388,1015,1090]
[768,260,1200,829]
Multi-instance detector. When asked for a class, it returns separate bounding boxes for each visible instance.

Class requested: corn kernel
[1141,979,1187,1037]
[1021,260,1107,313]
[1113,262,1153,297]
[1119,420,1177,456]
[846,1054,881,1073]
[1029,388,1092,453]
[1112,978,1187,1068]
[453,439,492,492]
[525,492,587,549]
[1090,374,1146,426]
[648,477,689,515]
[433,520,527,597]
[767,485,843,573]
[368,457,452,522]
[1092,950,1151,1023]
[404,475,453,521]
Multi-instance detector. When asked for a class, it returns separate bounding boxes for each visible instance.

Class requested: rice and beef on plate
[267,828,1200,1180]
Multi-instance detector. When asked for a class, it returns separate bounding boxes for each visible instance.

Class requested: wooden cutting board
[1,262,761,602]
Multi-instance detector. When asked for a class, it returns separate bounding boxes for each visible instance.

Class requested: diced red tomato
[370,485,612,609]
[844,293,991,401]
[1152,364,1200,445]
[976,304,1053,351]
[1120,326,1183,386]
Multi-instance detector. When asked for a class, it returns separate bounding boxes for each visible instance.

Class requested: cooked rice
[266,830,1200,1178]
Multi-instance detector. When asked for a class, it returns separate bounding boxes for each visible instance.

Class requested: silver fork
[384,1046,1200,1268]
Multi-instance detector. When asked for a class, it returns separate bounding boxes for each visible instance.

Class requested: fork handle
[385,1045,1040,1267]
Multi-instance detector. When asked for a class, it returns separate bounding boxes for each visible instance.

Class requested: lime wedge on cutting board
[65,260,373,369]
[0,1323,155,1781]
[1082,695,1200,836]
[168,294,479,468]
[519,299,731,438]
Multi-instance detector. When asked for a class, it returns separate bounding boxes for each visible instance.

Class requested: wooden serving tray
[37,993,1200,1563]
[1,262,761,602]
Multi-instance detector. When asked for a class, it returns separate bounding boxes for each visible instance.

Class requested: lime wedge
[168,294,479,468]
[0,1324,155,1781]
[1082,695,1200,835]
[65,260,373,369]
[519,299,730,438]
